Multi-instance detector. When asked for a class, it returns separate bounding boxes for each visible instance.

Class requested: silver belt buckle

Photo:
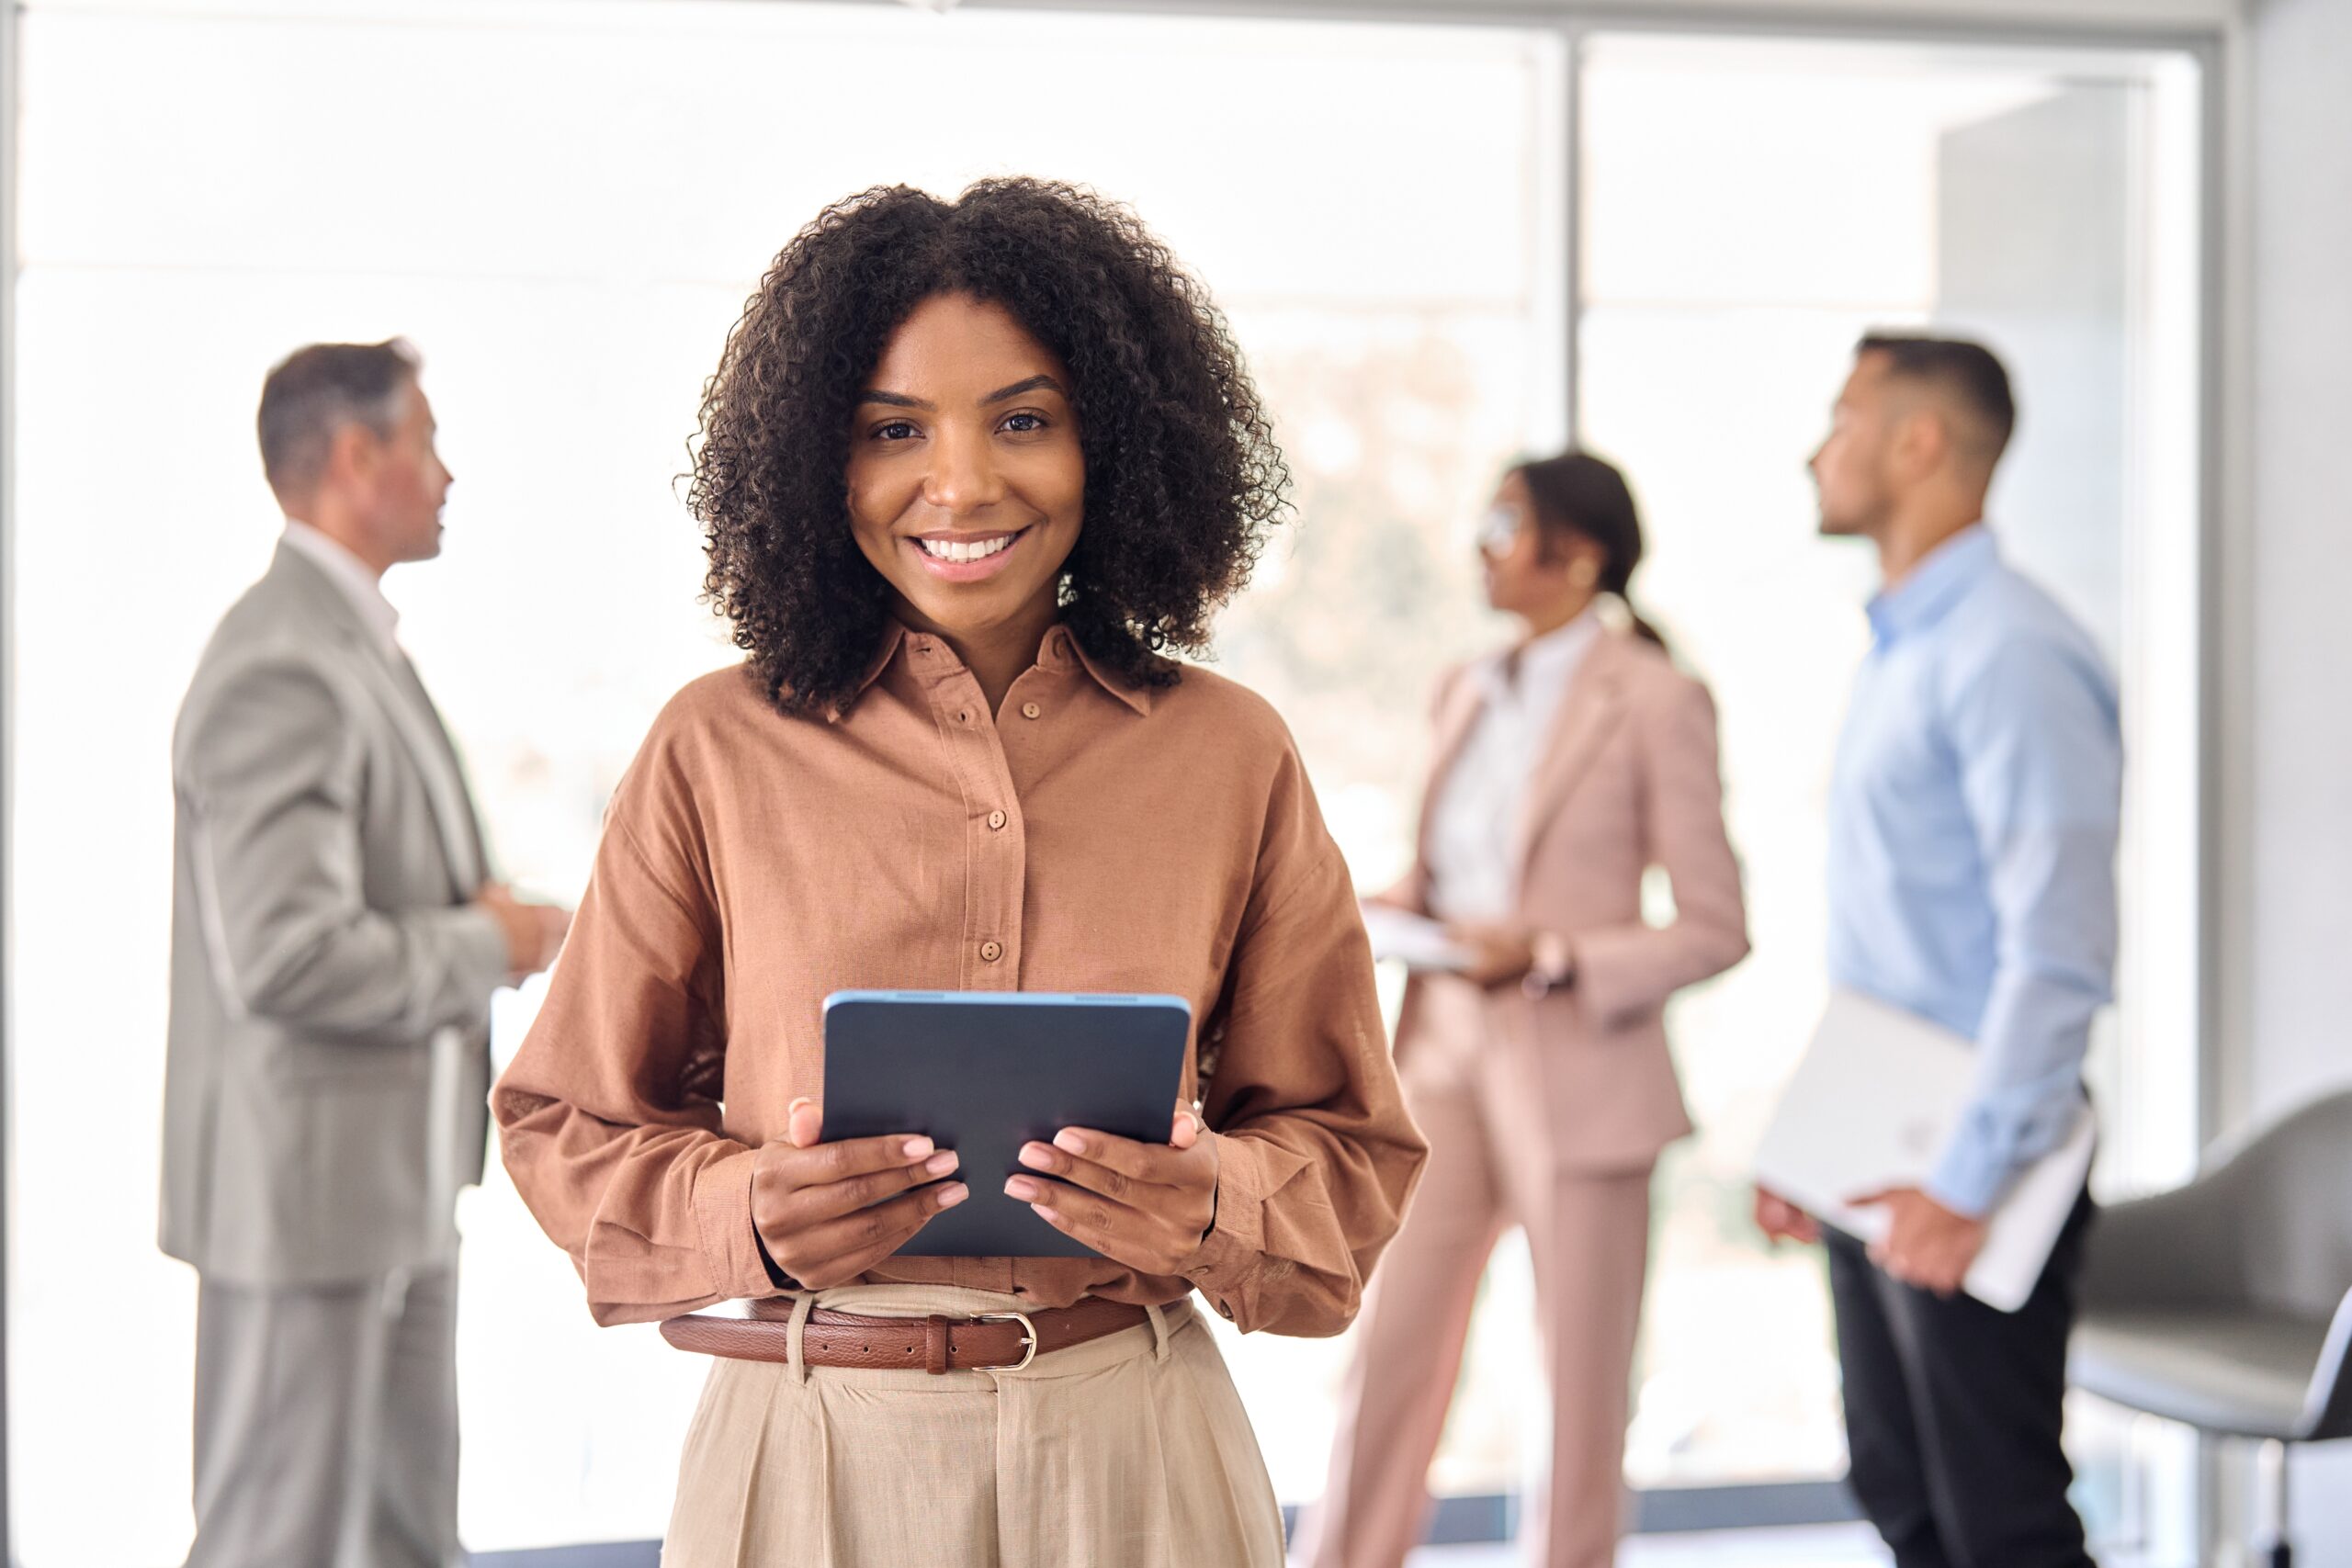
[971,1310,1038,1371]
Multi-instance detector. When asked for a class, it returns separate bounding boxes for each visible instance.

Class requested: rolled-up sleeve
[1928,636,2120,1217]
[492,752,765,1325]
[1181,739,1429,1336]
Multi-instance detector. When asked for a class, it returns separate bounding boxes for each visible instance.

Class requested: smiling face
[843,292,1085,649]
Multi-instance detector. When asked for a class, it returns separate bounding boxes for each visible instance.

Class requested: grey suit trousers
[186,1265,460,1568]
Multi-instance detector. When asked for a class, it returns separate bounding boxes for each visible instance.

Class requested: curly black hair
[688,178,1293,716]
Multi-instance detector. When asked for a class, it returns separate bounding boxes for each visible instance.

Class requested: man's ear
[1889,404,1951,482]
[324,422,379,491]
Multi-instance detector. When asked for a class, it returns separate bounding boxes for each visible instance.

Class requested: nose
[922,423,1006,518]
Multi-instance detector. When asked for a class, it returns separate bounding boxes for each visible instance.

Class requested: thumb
[1169,1100,1203,1150]
[786,1097,823,1150]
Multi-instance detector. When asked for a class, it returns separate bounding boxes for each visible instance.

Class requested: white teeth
[917,535,1015,563]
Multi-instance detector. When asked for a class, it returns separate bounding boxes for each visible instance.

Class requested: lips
[904,526,1029,584]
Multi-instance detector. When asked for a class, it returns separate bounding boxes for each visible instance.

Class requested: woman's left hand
[1007,1101,1219,1274]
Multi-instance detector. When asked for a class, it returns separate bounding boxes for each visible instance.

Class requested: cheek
[1025,447,1086,524]
[843,464,907,539]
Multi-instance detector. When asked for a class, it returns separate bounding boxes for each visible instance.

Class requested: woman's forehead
[867,293,1067,398]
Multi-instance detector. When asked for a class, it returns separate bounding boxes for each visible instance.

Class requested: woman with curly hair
[492,178,1426,1566]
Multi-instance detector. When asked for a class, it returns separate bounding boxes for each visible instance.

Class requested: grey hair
[255,337,422,501]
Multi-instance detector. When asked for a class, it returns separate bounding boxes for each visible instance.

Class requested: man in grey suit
[162,338,570,1567]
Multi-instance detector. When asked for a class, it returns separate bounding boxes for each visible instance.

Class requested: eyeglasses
[1473,504,1524,557]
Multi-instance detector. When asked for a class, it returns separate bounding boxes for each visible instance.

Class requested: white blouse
[1423,610,1600,924]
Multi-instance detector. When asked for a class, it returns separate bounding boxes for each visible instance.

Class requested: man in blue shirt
[1758,334,2120,1568]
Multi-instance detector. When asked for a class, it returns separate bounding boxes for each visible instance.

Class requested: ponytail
[1619,597,1668,650]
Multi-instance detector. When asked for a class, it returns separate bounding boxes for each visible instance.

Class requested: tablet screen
[820,990,1193,1258]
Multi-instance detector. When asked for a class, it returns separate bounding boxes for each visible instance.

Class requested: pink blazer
[1387,627,1750,1171]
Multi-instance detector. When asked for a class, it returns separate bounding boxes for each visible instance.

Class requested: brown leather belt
[660,1297,1152,1375]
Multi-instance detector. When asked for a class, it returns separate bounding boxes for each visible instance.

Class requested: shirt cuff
[690,1145,777,1303]
[1925,1132,2007,1220]
[1177,1134,1270,1321]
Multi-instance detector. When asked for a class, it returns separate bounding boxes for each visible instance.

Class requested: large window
[9,2,1562,1558]
[1577,31,2205,1526]
[6,3,2206,1562]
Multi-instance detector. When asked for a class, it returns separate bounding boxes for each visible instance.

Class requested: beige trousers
[662,1284,1283,1568]
[1301,983,1656,1568]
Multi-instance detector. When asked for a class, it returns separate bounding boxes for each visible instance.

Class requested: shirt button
[979,941,1004,964]
[1021,702,1042,720]
[987,809,1008,830]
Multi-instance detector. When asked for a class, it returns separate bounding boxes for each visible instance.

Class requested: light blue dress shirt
[1826,525,2121,1217]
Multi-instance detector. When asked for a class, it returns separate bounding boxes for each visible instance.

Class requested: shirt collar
[1483,605,1602,699]
[280,520,401,655]
[830,620,1154,721]
[1866,525,1997,646]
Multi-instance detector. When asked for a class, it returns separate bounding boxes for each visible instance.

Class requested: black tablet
[820,990,1193,1258]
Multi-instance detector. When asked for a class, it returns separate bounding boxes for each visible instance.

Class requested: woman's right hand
[751,1097,967,1289]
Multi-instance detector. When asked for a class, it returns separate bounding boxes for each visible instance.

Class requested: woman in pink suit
[1302,452,1750,1568]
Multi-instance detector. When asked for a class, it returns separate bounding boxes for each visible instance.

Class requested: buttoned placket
[904,638,1033,998]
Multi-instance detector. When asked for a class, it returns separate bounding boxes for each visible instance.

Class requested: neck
[1517,587,1597,643]
[1871,493,1982,588]
[289,504,393,581]
[909,591,1062,714]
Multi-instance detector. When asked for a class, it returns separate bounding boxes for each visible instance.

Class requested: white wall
[2233,0,2352,1555]
[2243,0,2352,1126]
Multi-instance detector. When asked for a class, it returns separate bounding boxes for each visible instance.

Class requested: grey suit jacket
[160,542,511,1287]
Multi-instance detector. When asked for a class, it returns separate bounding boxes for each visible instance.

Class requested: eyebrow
[857,374,1068,412]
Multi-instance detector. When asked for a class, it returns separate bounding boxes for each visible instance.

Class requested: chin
[903,581,1041,636]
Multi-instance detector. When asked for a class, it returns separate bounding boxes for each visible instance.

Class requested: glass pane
[7,1,1562,1558]
[1577,32,2202,1502]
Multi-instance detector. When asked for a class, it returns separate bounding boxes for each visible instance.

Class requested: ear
[325,422,379,491]
[1888,405,1950,481]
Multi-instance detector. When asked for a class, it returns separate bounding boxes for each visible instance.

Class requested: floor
[1408,1524,1892,1566]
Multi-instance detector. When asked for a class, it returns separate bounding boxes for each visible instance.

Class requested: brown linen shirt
[493,622,1426,1337]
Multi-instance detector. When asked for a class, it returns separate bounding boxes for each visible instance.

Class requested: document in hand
[1753,987,2095,1312]
[1359,904,1475,974]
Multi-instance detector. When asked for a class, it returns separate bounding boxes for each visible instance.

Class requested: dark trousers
[1826,1190,2097,1568]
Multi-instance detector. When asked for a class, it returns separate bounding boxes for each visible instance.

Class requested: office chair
[2070,1089,2352,1568]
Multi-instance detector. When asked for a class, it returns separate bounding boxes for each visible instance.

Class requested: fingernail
[1053,1130,1088,1156]
[937,1183,968,1208]
[1017,1143,1054,1169]
[902,1136,934,1160]
[1004,1177,1040,1201]
[925,1150,960,1177]
[787,1096,813,1115]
